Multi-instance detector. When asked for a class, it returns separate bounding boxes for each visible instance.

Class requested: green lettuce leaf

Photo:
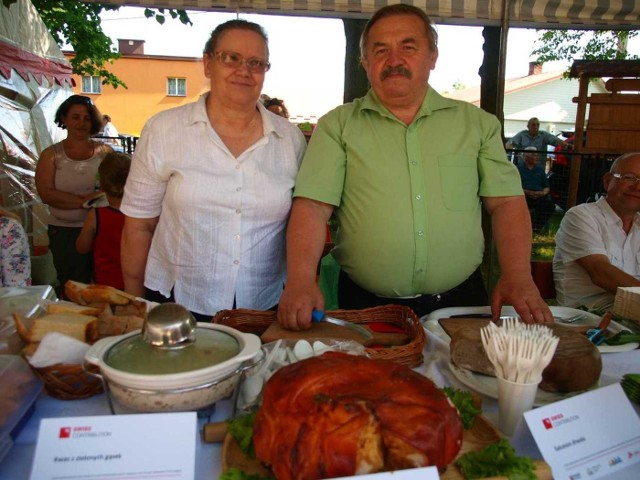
[455,439,536,480]
[442,387,481,430]
[227,412,257,459]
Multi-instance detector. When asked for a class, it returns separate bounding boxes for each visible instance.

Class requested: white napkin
[29,332,90,368]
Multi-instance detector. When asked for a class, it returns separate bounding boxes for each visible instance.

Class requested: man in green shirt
[278,4,553,328]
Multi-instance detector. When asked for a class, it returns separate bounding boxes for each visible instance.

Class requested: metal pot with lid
[84,303,262,412]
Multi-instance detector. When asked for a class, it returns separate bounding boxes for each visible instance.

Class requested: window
[81,76,101,94]
[167,77,187,96]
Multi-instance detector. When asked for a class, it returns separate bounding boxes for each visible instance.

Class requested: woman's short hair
[360,4,438,58]
[54,95,103,135]
[203,19,269,56]
[99,152,131,199]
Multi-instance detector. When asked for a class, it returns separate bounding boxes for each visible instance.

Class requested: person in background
[100,115,120,145]
[506,117,568,169]
[518,146,556,233]
[264,97,289,118]
[76,152,131,290]
[277,4,553,329]
[0,208,31,287]
[35,95,112,292]
[554,152,640,310]
[121,20,306,321]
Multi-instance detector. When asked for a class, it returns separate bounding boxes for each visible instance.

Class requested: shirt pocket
[607,243,624,269]
[438,154,479,211]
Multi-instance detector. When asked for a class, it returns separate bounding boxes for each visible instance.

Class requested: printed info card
[30,412,196,480]
[524,383,640,480]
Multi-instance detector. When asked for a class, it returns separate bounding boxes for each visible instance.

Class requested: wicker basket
[31,362,103,400]
[212,304,426,367]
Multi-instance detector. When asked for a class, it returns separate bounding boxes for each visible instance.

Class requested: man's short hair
[524,146,537,152]
[359,4,438,58]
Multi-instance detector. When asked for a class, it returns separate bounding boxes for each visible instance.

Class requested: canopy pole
[483,0,512,293]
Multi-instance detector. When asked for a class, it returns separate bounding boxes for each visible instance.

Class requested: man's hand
[277,198,334,331]
[277,281,325,331]
[491,272,554,324]
[482,195,553,324]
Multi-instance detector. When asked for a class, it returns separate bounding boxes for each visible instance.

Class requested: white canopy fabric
[1,0,71,267]
[81,0,639,28]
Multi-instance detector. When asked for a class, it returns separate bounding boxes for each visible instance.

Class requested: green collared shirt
[294,87,523,297]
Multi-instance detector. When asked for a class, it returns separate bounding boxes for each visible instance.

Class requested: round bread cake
[253,352,463,480]
[539,324,602,393]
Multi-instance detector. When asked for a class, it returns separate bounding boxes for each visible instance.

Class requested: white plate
[448,362,597,406]
[422,305,639,353]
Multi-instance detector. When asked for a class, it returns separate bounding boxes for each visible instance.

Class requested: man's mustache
[380,66,412,81]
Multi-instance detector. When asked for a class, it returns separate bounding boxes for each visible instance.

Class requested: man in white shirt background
[100,114,122,149]
[553,152,640,309]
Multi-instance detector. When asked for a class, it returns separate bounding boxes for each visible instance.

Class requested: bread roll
[99,315,144,336]
[64,280,90,305]
[13,313,98,343]
[47,302,100,316]
[81,285,131,305]
[64,281,135,306]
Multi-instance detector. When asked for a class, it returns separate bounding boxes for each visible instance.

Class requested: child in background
[76,152,131,289]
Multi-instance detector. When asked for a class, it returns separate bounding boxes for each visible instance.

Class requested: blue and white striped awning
[81,0,639,28]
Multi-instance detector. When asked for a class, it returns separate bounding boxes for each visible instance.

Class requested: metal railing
[92,135,139,155]
[506,148,620,210]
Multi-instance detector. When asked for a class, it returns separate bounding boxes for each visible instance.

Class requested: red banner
[0,40,74,87]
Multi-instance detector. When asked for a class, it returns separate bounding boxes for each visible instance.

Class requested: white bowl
[84,323,261,412]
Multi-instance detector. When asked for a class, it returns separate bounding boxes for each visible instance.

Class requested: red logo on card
[542,418,553,430]
[59,427,71,438]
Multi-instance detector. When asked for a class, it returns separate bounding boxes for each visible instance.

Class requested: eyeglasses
[611,173,640,185]
[212,51,270,73]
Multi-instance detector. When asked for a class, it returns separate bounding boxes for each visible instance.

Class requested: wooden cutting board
[260,321,409,347]
[437,317,596,339]
[220,415,552,479]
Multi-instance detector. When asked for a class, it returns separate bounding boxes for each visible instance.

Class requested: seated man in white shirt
[553,152,640,309]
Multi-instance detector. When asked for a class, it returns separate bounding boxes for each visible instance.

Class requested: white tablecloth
[2,325,639,480]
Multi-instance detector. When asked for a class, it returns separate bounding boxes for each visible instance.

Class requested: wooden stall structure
[567,60,640,208]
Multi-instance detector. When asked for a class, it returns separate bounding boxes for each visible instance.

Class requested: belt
[376,271,477,303]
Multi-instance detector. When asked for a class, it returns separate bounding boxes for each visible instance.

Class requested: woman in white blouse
[121,20,306,321]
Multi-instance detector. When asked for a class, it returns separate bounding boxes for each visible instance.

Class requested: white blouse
[121,95,306,315]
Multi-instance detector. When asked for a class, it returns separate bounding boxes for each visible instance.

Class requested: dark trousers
[526,195,556,232]
[48,225,92,297]
[338,268,488,318]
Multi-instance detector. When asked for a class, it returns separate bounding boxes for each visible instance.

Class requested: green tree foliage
[452,80,466,91]
[532,29,638,77]
[2,0,192,89]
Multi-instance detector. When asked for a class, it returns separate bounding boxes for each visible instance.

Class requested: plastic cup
[497,376,539,436]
